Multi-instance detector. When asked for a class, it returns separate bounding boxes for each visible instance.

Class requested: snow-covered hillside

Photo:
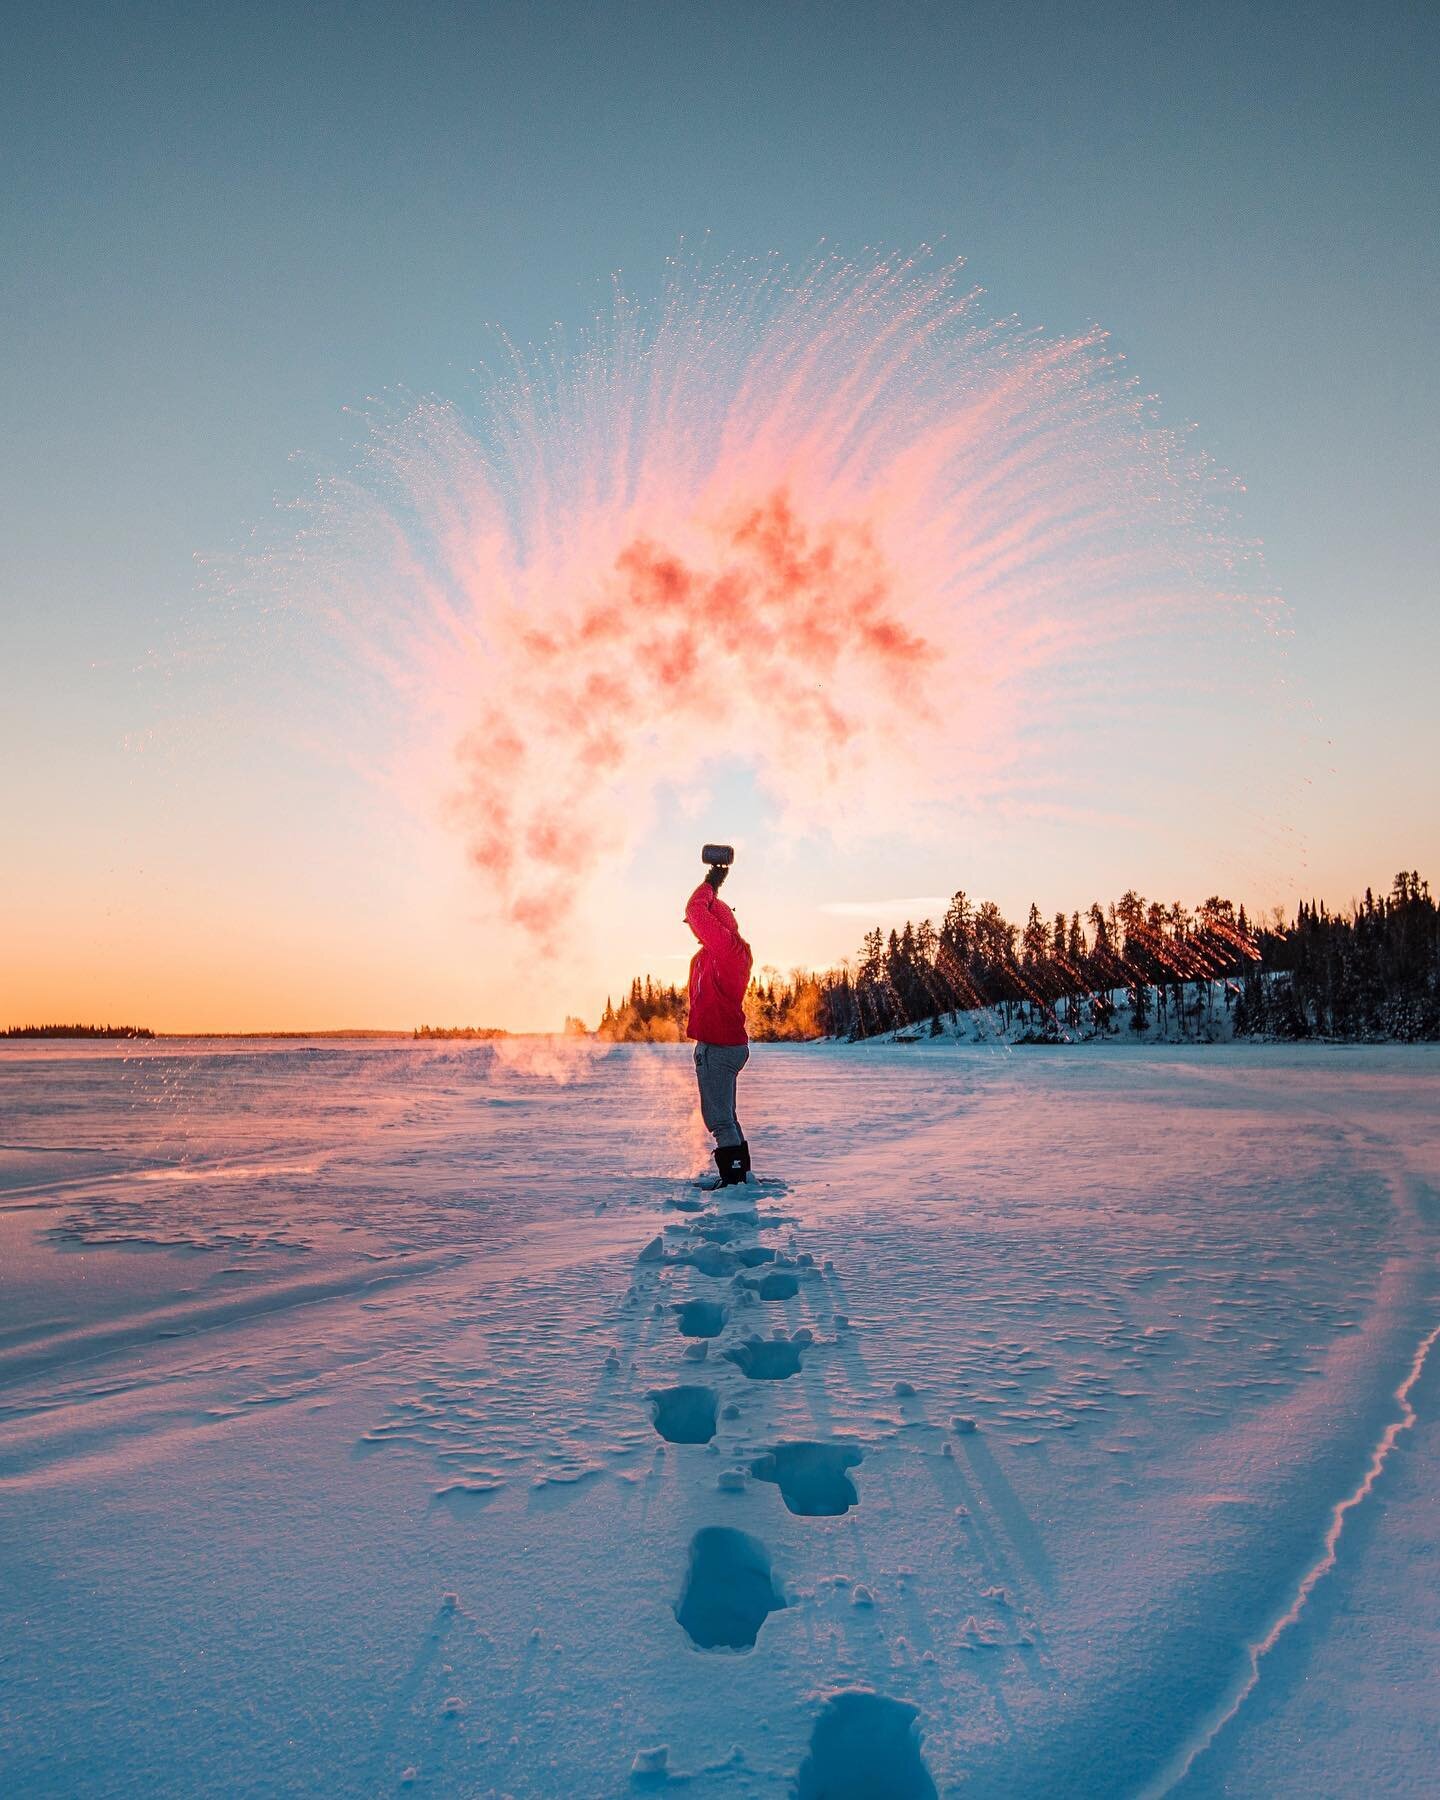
[1,1038,1437,1795]
[868,981,1248,1046]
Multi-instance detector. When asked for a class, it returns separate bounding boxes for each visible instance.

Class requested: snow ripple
[1146,1316,1440,1797]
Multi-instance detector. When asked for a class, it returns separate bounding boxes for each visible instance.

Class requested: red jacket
[685,882,752,1046]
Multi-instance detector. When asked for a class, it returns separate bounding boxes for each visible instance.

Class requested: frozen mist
[256,253,1289,952]
[1,1038,1437,1796]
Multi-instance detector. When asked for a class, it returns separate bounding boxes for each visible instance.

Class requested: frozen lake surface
[2,1039,1437,1796]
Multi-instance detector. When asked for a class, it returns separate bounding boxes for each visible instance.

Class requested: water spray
[256,249,1287,939]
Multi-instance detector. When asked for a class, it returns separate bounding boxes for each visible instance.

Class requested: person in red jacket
[685,857,754,1186]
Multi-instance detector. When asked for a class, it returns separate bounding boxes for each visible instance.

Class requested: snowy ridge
[861,981,1247,1047]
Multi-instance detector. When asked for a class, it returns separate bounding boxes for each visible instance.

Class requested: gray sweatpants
[693,1041,749,1149]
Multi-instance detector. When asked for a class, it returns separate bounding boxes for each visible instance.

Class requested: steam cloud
[285,252,1272,935]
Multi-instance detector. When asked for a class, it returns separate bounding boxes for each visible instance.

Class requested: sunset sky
[3,1,1437,1032]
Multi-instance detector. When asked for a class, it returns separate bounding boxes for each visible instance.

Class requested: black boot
[737,1139,752,1179]
[713,1145,746,1187]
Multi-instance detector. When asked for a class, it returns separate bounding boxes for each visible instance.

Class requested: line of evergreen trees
[598,871,1438,1044]
[1234,873,1439,1041]
[596,972,830,1043]
[412,1024,508,1040]
[2,1022,155,1039]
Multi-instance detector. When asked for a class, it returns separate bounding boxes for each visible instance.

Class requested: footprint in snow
[750,1442,863,1516]
[648,1384,720,1444]
[674,1527,785,1650]
[679,1245,741,1278]
[673,1299,727,1338]
[740,1270,800,1300]
[724,1334,810,1381]
[795,1691,937,1800]
[692,1212,758,1241]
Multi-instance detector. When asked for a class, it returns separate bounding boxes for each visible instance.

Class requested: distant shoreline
[0,1029,551,1041]
[1,1027,519,1041]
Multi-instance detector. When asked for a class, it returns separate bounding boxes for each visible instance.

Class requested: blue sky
[3,1,1437,1028]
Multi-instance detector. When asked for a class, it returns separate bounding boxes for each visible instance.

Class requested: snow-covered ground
[2,1038,1437,1797]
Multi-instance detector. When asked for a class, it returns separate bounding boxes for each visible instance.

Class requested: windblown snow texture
[0,1037,1436,1795]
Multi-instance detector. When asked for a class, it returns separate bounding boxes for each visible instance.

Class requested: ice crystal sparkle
[289,250,1265,934]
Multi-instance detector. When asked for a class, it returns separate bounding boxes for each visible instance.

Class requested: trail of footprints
[617,1181,940,1797]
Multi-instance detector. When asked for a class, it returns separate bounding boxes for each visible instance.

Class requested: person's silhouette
[685,852,753,1185]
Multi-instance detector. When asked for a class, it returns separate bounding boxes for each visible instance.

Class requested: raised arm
[685,882,736,953]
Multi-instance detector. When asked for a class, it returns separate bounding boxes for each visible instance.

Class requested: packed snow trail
[1,1040,1437,1795]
